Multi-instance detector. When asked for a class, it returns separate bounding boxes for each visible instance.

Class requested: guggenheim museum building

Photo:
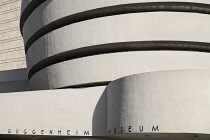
[1,0,210,140]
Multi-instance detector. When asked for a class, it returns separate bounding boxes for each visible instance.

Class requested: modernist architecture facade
[1,0,210,140]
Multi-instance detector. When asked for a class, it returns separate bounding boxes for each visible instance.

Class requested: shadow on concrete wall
[92,87,107,136]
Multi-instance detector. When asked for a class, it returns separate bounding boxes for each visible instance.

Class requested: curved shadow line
[20,0,47,35]
[58,81,111,89]
[24,2,210,53]
[28,41,210,79]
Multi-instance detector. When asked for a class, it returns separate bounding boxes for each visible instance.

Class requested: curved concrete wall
[21,0,210,90]
[22,0,210,44]
[30,51,210,90]
[26,12,210,71]
[107,70,210,136]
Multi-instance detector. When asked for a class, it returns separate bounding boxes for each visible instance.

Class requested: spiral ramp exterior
[20,0,210,90]
[1,0,210,140]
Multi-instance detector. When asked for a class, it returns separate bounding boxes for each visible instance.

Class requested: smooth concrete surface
[0,80,28,93]
[0,68,27,82]
[22,0,210,90]
[26,12,210,71]
[0,68,28,93]
[30,51,210,90]
[0,86,107,136]
[0,0,26,71]
[22,0,210,44]
[107,70,210,135]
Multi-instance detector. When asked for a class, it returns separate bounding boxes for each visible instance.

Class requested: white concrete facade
[1,70,210,140]
[1,0,210,140]
[107,70,210,135]
[20,0,210,90]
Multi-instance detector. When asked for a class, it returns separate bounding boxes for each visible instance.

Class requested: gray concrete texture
[0,68,27,93]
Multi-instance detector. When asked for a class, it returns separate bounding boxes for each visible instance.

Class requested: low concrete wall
[0,86,107,136]
[107,70,210,136]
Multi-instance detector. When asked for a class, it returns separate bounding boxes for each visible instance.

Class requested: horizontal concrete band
[107,70,210,135]
[22,1,210,52]
[0,80,28,93]
[0,68,27,82]
[29,51,210,90]
[27,41,210,80]
[0,68,28,93]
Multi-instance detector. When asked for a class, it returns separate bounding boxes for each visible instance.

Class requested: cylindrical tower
[21,0,210,90]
